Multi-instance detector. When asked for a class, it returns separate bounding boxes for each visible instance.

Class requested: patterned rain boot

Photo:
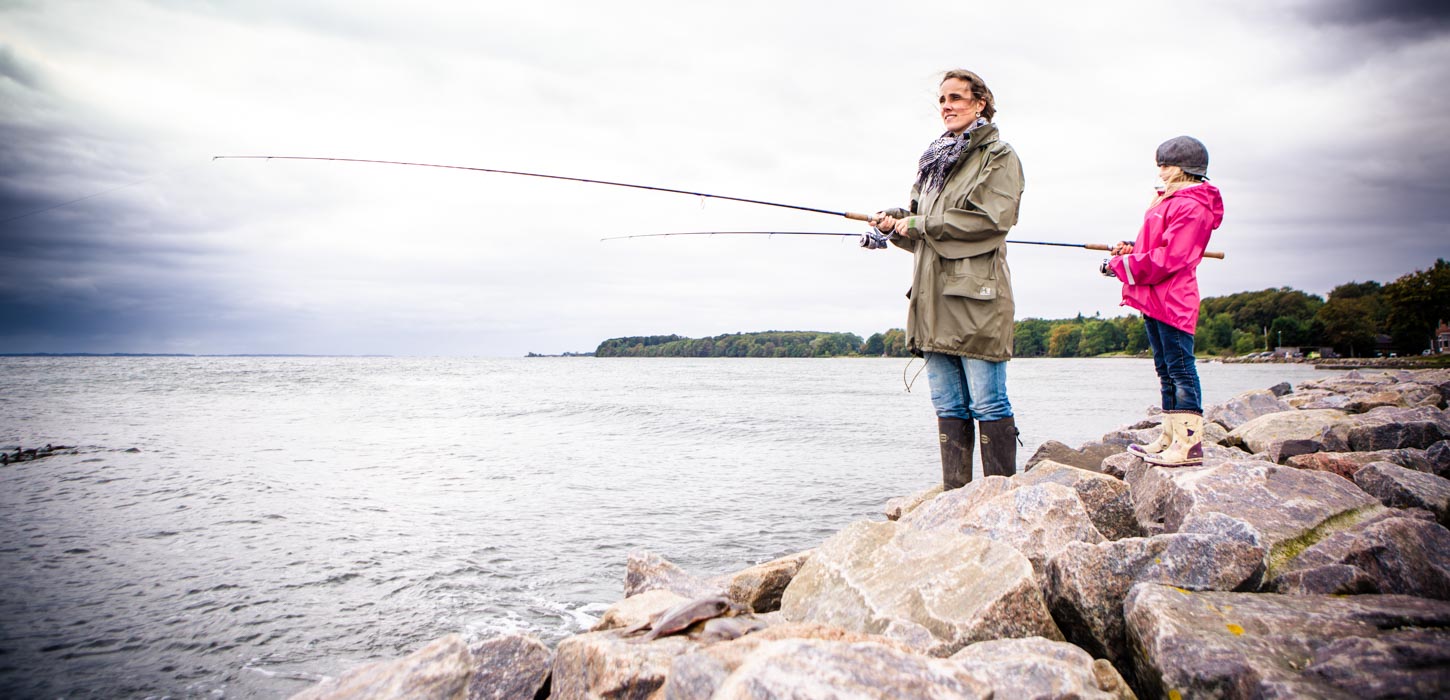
[939,417,975,490]
[1143,411,1204,467]
[1127,415,1173,458]
[979,416,1020,478]
[938,417,975,490]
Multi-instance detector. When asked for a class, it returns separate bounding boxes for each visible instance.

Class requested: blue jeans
[924,352,1013,421]
[1144,317,1202,413]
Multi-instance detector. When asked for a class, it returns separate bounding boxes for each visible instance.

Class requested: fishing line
[601,231,1226,259]
[0,161,209,225]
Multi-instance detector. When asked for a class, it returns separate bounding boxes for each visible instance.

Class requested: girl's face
[939,78,984,134]
[1158,164,1182,184]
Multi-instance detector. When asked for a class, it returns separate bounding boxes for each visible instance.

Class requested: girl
[1107,136,1223,466]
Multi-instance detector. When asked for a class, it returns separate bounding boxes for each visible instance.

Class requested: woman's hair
[1151,165,1205,206]
[941,69,996,121]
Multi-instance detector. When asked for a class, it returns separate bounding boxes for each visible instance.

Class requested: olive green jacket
[889,124,1024,361]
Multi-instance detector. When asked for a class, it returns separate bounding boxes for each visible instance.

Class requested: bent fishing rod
[600,231,1227,260]
[211,155,876,222]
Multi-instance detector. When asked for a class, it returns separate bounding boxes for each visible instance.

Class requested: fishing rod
[601,231,1227,259]
[211,155,876,222]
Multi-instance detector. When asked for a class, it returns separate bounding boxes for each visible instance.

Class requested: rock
[1177,511,1264,547]
[1430,439,1450,479]
[1346,406,1450,451]
[291,634,473,700]
[920,482,1106,575]
[662,623,914,700]
[898,476,1014,531]
[720,550,812,614]
[551,630,700,700]
[1286,448,1432,480]
[1268,381,1292,397]
[709,639,992,699]
[1128,460,1384,578]
[779,520,1062,656]
[467,634,551,700]
[1024,439,1122,472]
[884,485,941,521]
[1100,451,1139,479]
[1224,409,1349,455]
[1354,461,1450,524]
[1124,583,1450,700]
[625,551,722,599]
[1269,516,1450,598]
[1013,460,1140,540]
[1044,534,1265,672]
[592,589,690,632]
[1205,389,1293,431]
[950,636,1136,700]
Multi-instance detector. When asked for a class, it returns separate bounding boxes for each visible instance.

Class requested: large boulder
[721,550,813,614]
[1124,583,1450,699]
[1354,461,1450,524]
[912,482,1106,575]
[551,630,700,700]
[467,634,552,700]
[1128,460,1384,579]
[898,476,1014,531]
[1268,515,1450,598]
[1345,405,1450,451]
[1224,409,1350,455]
[1015,460,1140,540]
[1286,448,1432,480]
[884,485,941,521]
[708,639,992,699]
[950,636,1136,700]
[1429,439,1450,479]
[1206,389,1293,431]
[780,520,1062,656]
[291,634,474,700]
[1044,534,1265,673]
[662,623,914,700]
[1024,439,1123,472]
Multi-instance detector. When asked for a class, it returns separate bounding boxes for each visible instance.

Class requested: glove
[860,229,891,249]
[1100,258,1118,278]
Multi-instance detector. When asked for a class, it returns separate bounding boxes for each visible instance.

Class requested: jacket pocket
[940,253,999,301]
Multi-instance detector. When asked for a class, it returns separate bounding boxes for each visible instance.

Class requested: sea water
[0,356,1337,698]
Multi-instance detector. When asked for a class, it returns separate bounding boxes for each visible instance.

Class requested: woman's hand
[871,212,899,233]
[1111,241,1135,255]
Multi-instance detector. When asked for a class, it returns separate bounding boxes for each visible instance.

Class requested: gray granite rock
[1355,461,1450,524]
[927,482,1107,575]
[467,634,552,700]
[709,639,992,700]
[551,630,700,700]
[1025,439,1123,472]
[884,485,941,521]
[1430,439,1450,479]
[626,551,723,599]
[1124,583,1450,700]
[1015,460,1139,540]
[1269,515,1450,598]
[899,476,1014,531]
[950,636,1135,700]
[1346,405,1450,451]
[592,589,690,632]
[1224,409,1350,454]
[1206,389,1294,431]
[291,634,473,700]
[780,520,1062,656]
[1286,447,1432,480]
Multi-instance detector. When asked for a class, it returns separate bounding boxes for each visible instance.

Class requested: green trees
[1381,259,1450,355]
[594,331,865,358]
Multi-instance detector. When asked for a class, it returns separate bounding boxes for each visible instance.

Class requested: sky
[1,0,1447,356]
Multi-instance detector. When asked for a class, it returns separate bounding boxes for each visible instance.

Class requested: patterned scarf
[915,117,989,195]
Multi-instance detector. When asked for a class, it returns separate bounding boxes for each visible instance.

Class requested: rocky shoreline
[290,369,1450,699]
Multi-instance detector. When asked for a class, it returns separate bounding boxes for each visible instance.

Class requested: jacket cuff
[1109,256,1136,285]
[907,215,940,239]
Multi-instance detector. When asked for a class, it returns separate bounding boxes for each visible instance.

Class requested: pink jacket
[1108,183,1223,334]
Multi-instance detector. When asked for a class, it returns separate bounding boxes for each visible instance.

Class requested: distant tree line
[595,259,1449,359]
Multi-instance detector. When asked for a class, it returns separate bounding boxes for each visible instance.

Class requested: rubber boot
[1144,411,1204,467]
[938,417,975,490]
[1127,416,1172,458]
[978,416,1019,478]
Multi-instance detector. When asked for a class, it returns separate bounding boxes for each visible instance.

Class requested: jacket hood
[1169,183,1224,229]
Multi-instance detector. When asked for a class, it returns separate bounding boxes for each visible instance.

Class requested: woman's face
[938,78,983,134]
[1158,164,1182,184]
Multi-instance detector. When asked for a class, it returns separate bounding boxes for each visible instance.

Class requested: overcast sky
[2,0,1447,356]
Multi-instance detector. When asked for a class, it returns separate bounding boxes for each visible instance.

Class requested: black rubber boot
[979,416,1020,478]
[937,417,975,490]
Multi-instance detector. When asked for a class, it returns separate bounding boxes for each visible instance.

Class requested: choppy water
[0,356,1336,698]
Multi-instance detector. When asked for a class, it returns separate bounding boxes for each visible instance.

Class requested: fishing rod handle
[1097,242,1227,260]
[843,212,871,222]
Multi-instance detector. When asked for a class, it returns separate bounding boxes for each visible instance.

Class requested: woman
[1105,135,1224,467]
[873,70,1024,490]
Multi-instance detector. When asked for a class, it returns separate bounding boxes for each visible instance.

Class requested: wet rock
[720,550,812,614]
[1205,389,1293,431]
[1124,583,1450,700]
[625,552,722,599]
[291,634,473,700]
[898,476,1014,531]
[467,634,551,700]
[913,482,1106,575]
[662,623,913,700]
[1354,461,1450,524]
[1128,460,1384,578]
[780,520,1062,656]
[1286,447,1432,480]
[1024,439,1122,472]
[884,485,941,521]
[550,630,699,700]
[1345,405,1450,451]
[1224,408,1350,454]
[1014,460,1139,540]
[950,636,1136,700]
[1269,515,1450,598]
[592,589,689,632]
[1044,534,1265,672]
[709,639,992,699]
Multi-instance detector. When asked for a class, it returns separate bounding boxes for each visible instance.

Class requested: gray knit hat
[1156,135,1209,179]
